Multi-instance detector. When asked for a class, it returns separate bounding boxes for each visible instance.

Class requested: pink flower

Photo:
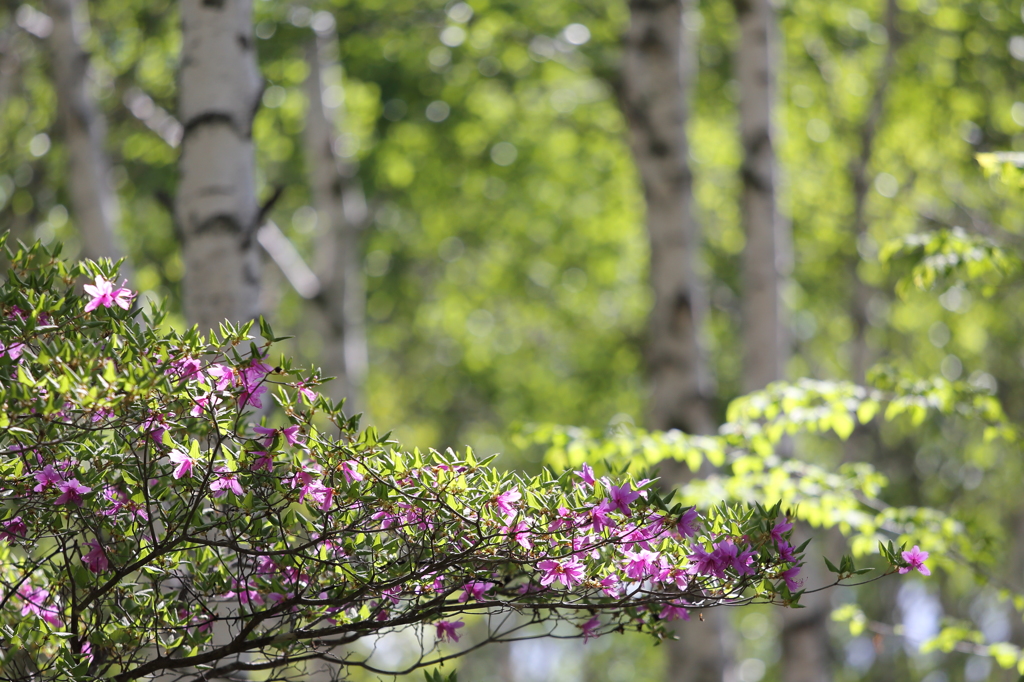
[689,544,726,579]
[458,581,495,602]
[0,342,25,361]
[781,566,802,592]
[436,620,465,643]
[54,479,91,507]
[493,490,522,518]
[82,539,109,573]
[0,516,27,542]
[659,602,690,621]
[676,508,700,538]
[339,461,363,483]
[581,615,601,642]
[623,549,661,580]
[606,481,641,516]
[770,519,794,544]
[502,521,533,550]
[537,558,585,588]
[295,381,319,402]
[168,449,194,479]
[588,501,617,533]
[251,452,274,472]
[207,364,236,391]
[210,469,244,498]
[33,464,64,492]
[141,412,171,444]
[18,585,60,626]
[599,573,623,598]
[190,392,221,417]
[299,480,334,511]
[575,463,595,486]
[83,275,133,312]
[281,425,303,446]
[900,546,931,576]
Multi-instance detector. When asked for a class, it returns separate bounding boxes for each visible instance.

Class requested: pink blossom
[581,615,601,642]
[54,478,91,507]
[295,381,319,402]
[781,566,802,591]
[689,543,726,579]
[340,461,363,483]
[493,489,522,518]
[83,275,134,312]
[168,449,194,479]
[18,585,60,626]
[189,392,221,417]
[606,481,641,516]
[676,507,700,538]
[207,364,236,391]
[0,342,25,361]
[659,602,690,622]
[436,620,465,643]
[458,581,495,602]
[548,506,574,531]
[588,500,617,533]
[900,546,930,576]
[575,462,595,486]
[169,357,203,381]
[623,549,661,580]
[299,480,334,511]
[600,573,623,598]
[210,469,244,498]
[0,516,27,542]
[33,464,64,492]
[251,452,274,472]
[537,558,585,588]
[502,521,533,550]
[82,539,109,573]
[770,519,794,544]
[140,412,171,444]
[777,541,797,563]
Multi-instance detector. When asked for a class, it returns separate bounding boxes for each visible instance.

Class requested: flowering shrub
[0,243,917,681]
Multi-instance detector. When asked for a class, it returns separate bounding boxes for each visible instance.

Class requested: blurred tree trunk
[175,0,262,330]
[303,18,369,413]
[44,0,126,265]
[735,0,788,396]
[621,2,729,682]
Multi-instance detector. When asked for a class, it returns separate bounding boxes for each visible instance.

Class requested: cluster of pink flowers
[83,275,134,312]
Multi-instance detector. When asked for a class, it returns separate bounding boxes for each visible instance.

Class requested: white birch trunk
[175,0,262,331]
[623,0,714,437]
[44,0,126,265]
[622,2,730,681]
[303,24,369,413]
[735,0,788,395]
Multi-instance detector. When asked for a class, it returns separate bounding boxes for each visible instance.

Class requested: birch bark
[175,0,263,330]
[734,0,788,395]
[622,2,728,681]
[303,21,369,412]
[44,0,126,264]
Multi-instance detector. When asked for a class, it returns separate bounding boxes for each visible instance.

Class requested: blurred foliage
[5,0,1024,680]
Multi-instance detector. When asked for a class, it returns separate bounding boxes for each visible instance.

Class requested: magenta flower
[33,464,64,492]
[458,581,496,602]
[207,364,236,391]
[659,602,690,622]
[770,519,794,544]
[0,341,25,361]
[0,516,27,542]
[83,275,133,312]
[781,566,802,591]
[54,479,91,507]
[581,615,601,642]
[688,544,726,579]
[588,501,617,533]
[210,469,244,498]
[600,573,623,598]
[339,461,364,483]
[251,452,274,472]
[623,549,661,580]
[436,620,465,643]
[493,489,522,518]
[676,507,700,538]
[190,392,221,417]
[575,462,595,486]
[537,558,585,588]
[82,539,109,573]
[18,585,60,626]
[607,482,641,516]
[502,521,533,549]
[900,546,931,576]
[299,480,334,511]
[295,381,319,402]
[168,449,194,479]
